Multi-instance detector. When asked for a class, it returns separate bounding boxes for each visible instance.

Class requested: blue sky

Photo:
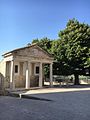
[0,0,90,59]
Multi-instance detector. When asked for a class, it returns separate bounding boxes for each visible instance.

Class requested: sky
[0,0,90,59]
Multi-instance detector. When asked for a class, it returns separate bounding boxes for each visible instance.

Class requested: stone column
[39,62,43,87]
[10,60,15,89]
[25,61,31,89]
[50,63,53,86]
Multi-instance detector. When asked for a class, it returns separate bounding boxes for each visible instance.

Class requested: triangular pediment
[15,45,52,59]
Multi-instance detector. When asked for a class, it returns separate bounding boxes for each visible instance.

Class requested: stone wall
[15,75,39,88]
[0,60,6,77]
[30,75,39,87]
[0,73,4,90]
[15,75,25,88]
[0,60,7,89]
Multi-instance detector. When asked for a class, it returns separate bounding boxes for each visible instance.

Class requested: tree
[32,37,52,53]
[32,39,39,44]
[51,39,73,75]
[58,19,90,85]
[30,19,90,85]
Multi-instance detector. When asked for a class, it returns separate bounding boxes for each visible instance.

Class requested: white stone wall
[0,60,6,77]
[0,60,9,88]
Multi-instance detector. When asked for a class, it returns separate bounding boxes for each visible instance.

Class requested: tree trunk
[74,74,80,85]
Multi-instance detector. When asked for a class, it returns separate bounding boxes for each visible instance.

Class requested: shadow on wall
[0,73,4,90]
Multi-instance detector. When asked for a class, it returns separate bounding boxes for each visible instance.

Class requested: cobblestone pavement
[0,90,90,120]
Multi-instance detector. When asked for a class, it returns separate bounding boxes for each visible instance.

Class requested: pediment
[15,46,51,59]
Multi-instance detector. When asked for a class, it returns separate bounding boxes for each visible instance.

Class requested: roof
[3,43,53,58]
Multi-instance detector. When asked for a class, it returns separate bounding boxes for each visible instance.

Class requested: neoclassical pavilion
[0,44,54,89]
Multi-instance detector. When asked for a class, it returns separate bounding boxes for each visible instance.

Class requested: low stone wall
[30,75,39,87]
[15,75,25,88]
[15,75,39,88]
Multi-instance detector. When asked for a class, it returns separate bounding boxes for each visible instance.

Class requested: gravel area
[0,89,90,120]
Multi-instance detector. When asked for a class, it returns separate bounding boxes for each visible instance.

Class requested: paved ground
[0,86,90,120]
[11,85,90,100]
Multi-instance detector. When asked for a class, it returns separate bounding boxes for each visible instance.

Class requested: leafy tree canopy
[31,19,90,84]
[57,19,90,84]
[32,37,53,53]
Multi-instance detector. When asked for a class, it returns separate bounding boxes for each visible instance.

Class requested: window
[15,65,18,73]
[35,66,39,74]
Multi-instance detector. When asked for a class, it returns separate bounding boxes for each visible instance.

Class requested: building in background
[0,44,54,90]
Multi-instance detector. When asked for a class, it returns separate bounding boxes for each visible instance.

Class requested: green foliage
[58,19,90,71]
[44,64,50,78]
[31,19,90,83]
[32,37,53,53]
[53,62,73,75]
[57,19,90,84]
[32,39,39,44]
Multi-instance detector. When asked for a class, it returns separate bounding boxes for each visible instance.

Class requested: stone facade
[0,44,54,89]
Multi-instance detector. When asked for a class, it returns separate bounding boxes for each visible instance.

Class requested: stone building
[0,44,54,90]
